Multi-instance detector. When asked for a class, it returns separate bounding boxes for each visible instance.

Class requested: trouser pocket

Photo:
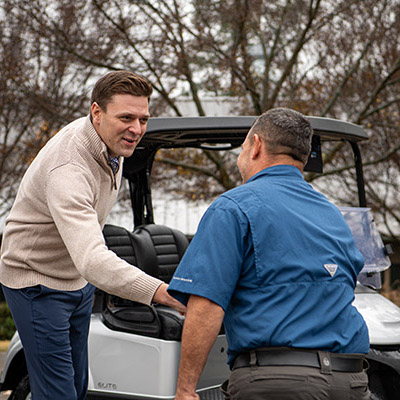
[349,373,370,400]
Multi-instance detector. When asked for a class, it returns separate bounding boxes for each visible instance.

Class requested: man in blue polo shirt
[169,108,370,400]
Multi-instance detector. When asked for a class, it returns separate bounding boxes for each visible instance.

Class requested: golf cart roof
[123,115,369,227]
[137,116,368,150]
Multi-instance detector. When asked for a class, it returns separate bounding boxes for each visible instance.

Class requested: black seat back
[102,224,137,266]
[131,224,189,283]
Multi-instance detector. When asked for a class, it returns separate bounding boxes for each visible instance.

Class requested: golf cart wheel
[10,374,31,400]
[369,372,388,400]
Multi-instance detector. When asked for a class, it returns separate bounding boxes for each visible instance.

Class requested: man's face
[237,132,253,183]
[91,94,150,158]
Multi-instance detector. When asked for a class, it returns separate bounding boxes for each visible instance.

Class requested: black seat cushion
[156,305,185,341]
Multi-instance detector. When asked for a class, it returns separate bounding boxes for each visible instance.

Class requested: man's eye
[140,118,149,124]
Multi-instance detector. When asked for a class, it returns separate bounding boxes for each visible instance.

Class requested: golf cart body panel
[87,314,228,398]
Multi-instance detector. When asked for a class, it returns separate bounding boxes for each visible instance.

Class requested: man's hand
[174,392,200,400]
[153,283,187,314]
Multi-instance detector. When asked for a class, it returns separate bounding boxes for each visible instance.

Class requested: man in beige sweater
[0,71,185,400]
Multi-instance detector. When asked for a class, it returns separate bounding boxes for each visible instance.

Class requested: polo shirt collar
[247,165,303,183]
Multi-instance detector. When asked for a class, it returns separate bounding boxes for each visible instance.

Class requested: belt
[233,348,365,373]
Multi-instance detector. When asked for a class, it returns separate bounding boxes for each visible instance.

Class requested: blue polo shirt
[168,165,369,368]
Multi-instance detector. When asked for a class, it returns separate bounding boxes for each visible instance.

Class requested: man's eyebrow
[117,112,150,119]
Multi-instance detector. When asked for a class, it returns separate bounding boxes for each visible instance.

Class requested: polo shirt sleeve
[168,195,248,311]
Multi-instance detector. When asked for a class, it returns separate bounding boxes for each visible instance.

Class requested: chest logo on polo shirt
[324,264,338,277]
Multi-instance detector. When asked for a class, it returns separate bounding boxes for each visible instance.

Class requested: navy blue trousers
[2,283,95,400]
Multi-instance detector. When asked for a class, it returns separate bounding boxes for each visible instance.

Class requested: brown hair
[90,70,153,111]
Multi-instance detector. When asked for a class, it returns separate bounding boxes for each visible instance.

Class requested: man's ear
[251,133,263,159]
[91,102,102,124]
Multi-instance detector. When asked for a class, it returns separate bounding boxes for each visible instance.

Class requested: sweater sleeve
[46,164,163,305]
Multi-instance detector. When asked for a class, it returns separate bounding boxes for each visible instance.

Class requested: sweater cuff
[131,274,164,306]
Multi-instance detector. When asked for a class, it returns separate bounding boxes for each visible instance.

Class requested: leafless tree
[0,0,100,218]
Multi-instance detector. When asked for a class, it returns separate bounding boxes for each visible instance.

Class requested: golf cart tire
[10,375,30,400]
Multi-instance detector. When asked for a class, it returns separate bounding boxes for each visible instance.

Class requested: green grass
[0,302,16,340]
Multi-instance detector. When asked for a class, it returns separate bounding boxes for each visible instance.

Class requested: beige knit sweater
[0,116,162,305]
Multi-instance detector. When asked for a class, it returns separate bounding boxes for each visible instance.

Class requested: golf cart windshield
[341,207,391,289]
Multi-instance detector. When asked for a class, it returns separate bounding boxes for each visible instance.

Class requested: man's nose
[128,119,141,134]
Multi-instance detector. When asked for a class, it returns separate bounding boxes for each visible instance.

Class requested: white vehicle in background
[1,116,400,400]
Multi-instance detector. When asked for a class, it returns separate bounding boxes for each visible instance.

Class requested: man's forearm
[174,295,225,400]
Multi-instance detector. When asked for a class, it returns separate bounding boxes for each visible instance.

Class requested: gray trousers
[220,365,370,400]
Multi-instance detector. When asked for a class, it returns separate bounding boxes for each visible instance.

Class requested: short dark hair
[250,108,313,164]
[90,70,153,111]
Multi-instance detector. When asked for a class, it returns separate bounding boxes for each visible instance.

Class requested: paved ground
[0,351,11,399]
